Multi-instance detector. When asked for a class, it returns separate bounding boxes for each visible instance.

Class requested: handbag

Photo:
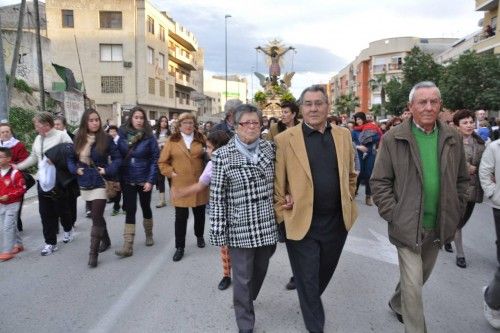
[21,171,36,190]
[104,179,121,199]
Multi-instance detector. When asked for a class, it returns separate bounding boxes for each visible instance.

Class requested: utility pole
[0,14,9,121]
[224,14,231,105]
[34,0,45,111]
[7,0,26,107]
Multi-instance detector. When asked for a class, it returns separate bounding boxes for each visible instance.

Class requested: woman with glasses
[444,110,486,268]
[158,112,208,262]
[210,104,278,333]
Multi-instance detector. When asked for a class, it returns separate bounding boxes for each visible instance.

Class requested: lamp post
[225,14,231,105]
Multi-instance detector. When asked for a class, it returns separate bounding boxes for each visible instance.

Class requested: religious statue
[256,40,295,85]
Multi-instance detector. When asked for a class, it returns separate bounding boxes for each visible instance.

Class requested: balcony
[387,63,402,71]
[175,76,196,91]
[169,23,198,52]
[473,32,499,53]
[476,0,498,11]
[169,49,197,71]
[372,64,387,73]
[175,97,197,111]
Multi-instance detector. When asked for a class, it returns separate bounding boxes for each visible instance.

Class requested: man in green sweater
[370,81,469,333]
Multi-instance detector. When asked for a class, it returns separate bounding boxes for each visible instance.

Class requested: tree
[385,77,409,116]
[369,72,387,117]
[403,46,443,87]
[440,51,500,110]
[334,93,359,115]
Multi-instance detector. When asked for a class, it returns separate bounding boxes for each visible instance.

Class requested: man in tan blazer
[274,85,358,333]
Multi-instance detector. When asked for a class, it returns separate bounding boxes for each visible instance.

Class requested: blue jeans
[1,202,21,253]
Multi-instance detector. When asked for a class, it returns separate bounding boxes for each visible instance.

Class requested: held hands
[97,167,106,175]
[0,195,8,202]
[282,194,294,210]
[77,168,84,176]
[468,165,477,175]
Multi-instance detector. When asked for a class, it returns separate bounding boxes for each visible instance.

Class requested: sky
[1,0,483,98]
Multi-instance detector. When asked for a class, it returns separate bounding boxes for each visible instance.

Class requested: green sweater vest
[412,124,440,230]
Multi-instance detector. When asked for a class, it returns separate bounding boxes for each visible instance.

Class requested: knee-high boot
[99,225,111,253]
[143,218,154,246]
[88,226,104,268]
[115,224,135,257]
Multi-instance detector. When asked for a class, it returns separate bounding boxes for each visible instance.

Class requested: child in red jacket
[0,147,26,261]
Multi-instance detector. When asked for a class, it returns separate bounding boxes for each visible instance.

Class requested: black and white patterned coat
[209,138,278,248]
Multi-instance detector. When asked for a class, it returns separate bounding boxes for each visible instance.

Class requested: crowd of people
[1,81,500,332]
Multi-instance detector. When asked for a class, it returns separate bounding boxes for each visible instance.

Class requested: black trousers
[122,184,152,224]
[58,192,77,229]
[156,174,166,193]
[174,205,205,248]
[38,185,73,245]
[286,221,348,332]
[112,190,122,211]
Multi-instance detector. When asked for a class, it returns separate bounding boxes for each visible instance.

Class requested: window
[147,16,154,34]
[62,10,74,28]
[159,25,165,41]
[100,44,123,62]
[147,47,154,64]
[149,78,155,94]
[158,53,165,69]
[159,80,165,97]
[101,76,123,93]
[168,84,174,98]
[150,111,157,121]
[100,11,122,29]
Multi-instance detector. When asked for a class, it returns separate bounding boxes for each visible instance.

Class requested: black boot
[99,227,111,253]
[88,226,104,268]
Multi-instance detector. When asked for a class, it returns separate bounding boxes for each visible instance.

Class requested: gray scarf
[234,135,260,164]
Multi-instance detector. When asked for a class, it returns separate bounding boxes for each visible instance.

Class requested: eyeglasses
[303,100,326,108]
[238,121,260,128]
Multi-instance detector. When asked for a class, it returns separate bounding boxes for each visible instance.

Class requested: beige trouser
[389,230,440,333]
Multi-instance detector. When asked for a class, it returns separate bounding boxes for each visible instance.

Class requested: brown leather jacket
[370,119,469,251]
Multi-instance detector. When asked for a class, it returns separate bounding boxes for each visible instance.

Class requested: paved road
[0,189,498,332]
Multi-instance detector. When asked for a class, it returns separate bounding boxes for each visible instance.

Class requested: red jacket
[0,167,26,204]
[10,142,29,164]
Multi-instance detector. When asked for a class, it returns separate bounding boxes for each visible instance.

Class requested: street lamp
[225,14,231,105]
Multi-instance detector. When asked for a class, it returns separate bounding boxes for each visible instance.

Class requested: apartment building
[330,37,457,114]
[474,0,499,54]
[45,0,203,123]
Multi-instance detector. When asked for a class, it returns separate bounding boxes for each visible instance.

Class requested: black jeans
[122,184,152,224]
[38,184,73,245]
[174,205,205,248]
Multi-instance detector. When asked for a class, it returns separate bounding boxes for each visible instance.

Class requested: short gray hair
[298,85,328,105]
[233,104,262,126]
[224,99,243,119]
[408,81,441,102]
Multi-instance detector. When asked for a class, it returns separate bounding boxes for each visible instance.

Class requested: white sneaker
[63,230,74,243]
[483,286,500,329]
[41,244,58,256]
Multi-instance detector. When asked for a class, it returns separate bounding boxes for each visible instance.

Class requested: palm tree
[334,93,360,116]
[369,72,387,117]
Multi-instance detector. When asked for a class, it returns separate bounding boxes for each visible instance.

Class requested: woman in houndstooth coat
[209,104,278,332]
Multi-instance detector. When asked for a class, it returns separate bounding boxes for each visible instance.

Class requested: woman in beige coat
[158,112,208,262]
